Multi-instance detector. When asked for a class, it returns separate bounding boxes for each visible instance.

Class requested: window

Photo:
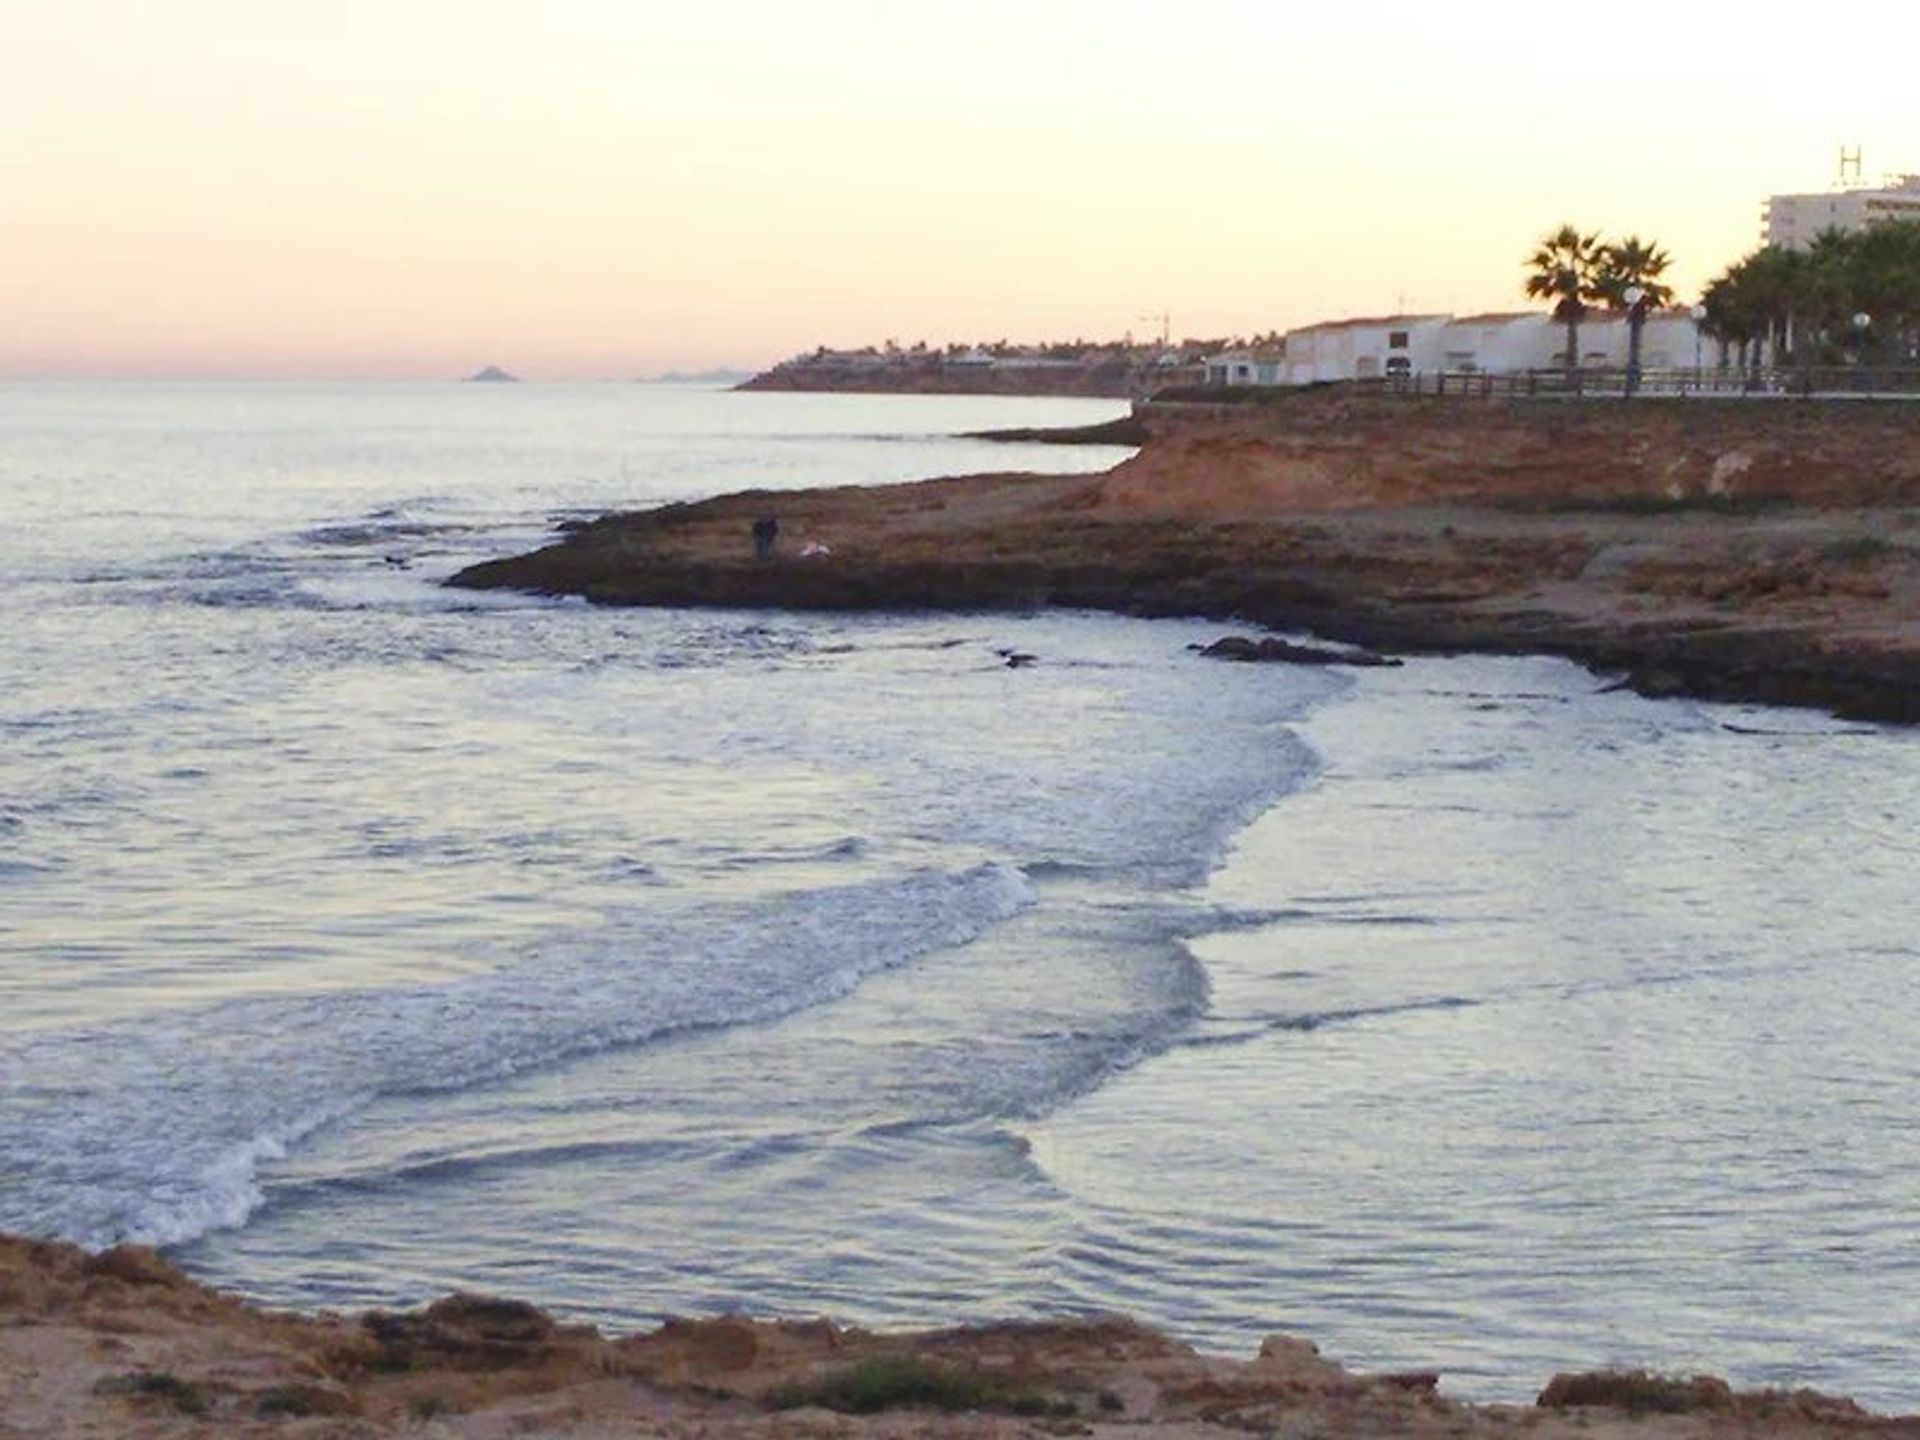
[1388,331,1410,349]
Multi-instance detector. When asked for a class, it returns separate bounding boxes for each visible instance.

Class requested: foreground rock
[450,393,1920,723]
[2,1234,1907,1438]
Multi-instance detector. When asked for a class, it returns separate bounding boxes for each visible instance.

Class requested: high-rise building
[1763,174,1920,251]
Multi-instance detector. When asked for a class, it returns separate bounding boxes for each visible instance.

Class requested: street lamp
[1852,312,1872,390]
[1690,303,1708,392]
[1623,285,1646,397]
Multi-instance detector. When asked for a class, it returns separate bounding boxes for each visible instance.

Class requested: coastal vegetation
[1523,225,1604,376]
[766,1354,1076,1416]
[1701,220,1920,374]
[1593,235,1675,387]
[1523,226,1675,380]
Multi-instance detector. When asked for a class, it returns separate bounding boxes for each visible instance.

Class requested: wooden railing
[1376,367,1920,398]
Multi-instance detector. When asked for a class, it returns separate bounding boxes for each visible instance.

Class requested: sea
[3,381,1919,1408]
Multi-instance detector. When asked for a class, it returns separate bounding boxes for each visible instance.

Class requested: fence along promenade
[1378,366,1920,399]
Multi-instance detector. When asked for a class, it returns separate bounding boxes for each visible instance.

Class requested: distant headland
[462,365,521,384]
[736,338,1240,399]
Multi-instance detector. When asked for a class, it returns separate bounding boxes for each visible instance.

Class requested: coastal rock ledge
[450,392,1920,723]
[1,1234,1906,1438]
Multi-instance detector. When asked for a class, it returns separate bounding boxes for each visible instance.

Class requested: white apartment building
[1763,174,1920,251]
[1231,309,1715,387]
[1438,313,1558,372]
[1281,314,1450,385]
[1439,310,1710,373]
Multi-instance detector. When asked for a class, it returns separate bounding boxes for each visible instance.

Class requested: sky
[3,0,1915,379]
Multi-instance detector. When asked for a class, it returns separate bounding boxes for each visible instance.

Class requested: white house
[1204,349,1286,386]
[1280,314,1451,385]
[1433,313,1555,373]
[1521,309,1712,372]
[1262,308,1716,384]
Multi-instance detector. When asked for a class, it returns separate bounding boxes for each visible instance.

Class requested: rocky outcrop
[966,414,1154,446]
[1096,393,1920,513]
[449,393,1920,723]
[3,1232,1909,1438]
[1197,636,1402,666]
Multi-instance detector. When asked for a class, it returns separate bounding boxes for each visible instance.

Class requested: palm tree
[1701,221,1920,387]
[1595,236,1675,394]
[1700,270,1764,378]
[1739,245,1805,372]
[1524,225,1604,381]
[1849,220,1920,363]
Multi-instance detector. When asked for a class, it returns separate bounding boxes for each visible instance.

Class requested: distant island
[463,365,521,384]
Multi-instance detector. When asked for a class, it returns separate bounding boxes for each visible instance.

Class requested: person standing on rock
[752,515,779,560]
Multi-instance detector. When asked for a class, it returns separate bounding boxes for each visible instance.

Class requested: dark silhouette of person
[752,515,779,560]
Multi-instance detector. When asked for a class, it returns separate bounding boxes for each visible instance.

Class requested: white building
[1204,349,1286,386]
[1435,310,1709,373]
[1280,314,1450,385]
[1763,174,1920,251]
[1235,308,1717,387]
[1435,312,1557,373]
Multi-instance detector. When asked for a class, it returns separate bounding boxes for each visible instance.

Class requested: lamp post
[1623,285,1646,397]
[1852,312,1872,390]
[1690,303,1708,393]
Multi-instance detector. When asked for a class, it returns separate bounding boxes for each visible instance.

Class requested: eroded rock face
[1093,394,1920,514]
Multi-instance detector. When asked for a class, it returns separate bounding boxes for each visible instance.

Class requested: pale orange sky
[3,0,1914,379]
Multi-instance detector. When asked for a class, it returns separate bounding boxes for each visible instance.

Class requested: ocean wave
[0,864,1033,1251]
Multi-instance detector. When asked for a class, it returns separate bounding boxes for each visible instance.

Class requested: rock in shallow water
[1197,636,1402,667]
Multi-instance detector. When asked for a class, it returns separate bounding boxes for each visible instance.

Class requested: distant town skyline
[4,0,1914,380]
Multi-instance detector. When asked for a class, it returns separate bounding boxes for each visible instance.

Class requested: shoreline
[4,1233,1907,1437]
[449,391,1920,723]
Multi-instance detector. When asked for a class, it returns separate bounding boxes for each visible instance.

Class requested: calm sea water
[3,382,1919,1407]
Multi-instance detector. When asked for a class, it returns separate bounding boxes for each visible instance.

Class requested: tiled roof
[1290,312,1450,334]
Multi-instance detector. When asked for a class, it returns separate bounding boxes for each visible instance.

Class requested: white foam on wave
[0,863,1033,1250]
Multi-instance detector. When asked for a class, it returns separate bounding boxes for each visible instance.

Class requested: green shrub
[256,1382,354,1418]
[768,1354,1073,1417]
[1538,1369,1733,1414]
[1819,535,1898,564]
[94,1370,208,1416]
